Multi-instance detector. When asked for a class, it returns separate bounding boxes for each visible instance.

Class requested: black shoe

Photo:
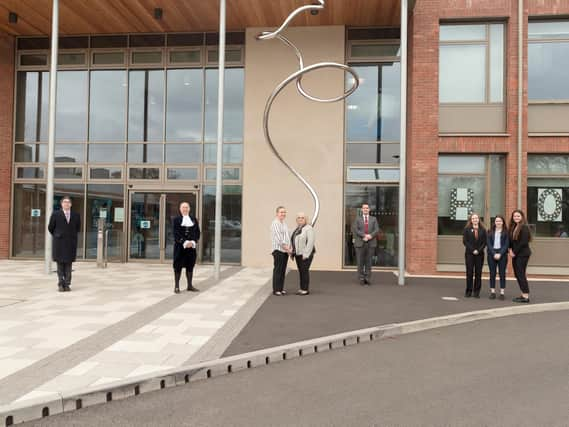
[359,279,365,286]
[464,290,472,298]
[58,286,65,292]
[512,296,530,303]
[187,286,200,292]
[499,294,505,301]
[64,286,71,292]
[473,293,480,298]
[174,287,180,294]
[489,293,496,300]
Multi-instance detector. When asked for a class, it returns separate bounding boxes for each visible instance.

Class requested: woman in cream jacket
[290,212,316,295]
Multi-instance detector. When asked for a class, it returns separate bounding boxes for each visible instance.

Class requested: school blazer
[510,225,532,257]
[462,227,487,255]
[486,230,509,257]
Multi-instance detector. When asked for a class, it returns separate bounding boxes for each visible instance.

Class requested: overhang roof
[0,0,407,36]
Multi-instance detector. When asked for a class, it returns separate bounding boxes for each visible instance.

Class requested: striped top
[271,219,290,252]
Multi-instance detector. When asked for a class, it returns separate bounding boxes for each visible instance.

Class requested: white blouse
[493,230,501,249]
[181,215,194,227]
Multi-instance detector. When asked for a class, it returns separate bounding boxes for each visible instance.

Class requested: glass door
[129,191,198,262]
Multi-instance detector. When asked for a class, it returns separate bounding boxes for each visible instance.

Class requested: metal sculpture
[257,0,359,227]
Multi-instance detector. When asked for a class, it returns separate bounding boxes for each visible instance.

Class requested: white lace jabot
[181,216,194,227]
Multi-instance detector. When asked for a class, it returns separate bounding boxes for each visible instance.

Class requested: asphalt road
[23,311,569,427]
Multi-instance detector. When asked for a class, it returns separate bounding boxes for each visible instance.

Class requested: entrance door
[129,192,198,262]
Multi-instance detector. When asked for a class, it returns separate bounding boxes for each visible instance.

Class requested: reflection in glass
[128,70,164,142]
[89,71,127,141]
[86,184,124,260]
[346,64,401,141]
[344,185,399,267]
[17,167,45,179]
[347,168,400,181]
[205,168,240,181]
[89,144,125,163]
[438,155,486,174]
[54,167,82,179]
[351,44,400,58]
[528,155,569,175]
[90,167,122,179]
[15,71,49,142]
[201,185,242,263]
[204,144,243,164]
[15,144,47,162]
[127,144,162,163]
[346,143,400,164]
[166,69,203,142]
[129,168,160,180]
[527,180,569,237]
[55,144,85,163]
[167,168,199,180]
[489,24,504,103]
[439,44,486,103]
[165,144,202,163]
[130,192,160,259]
[56,71,88,141]
[529,42,569,100]
[439,25,486,41]
[529,21,569,39]
[204,68,244,142]
[12,184,46,257]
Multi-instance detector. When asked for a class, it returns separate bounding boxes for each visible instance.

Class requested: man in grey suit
[351,203,380,286]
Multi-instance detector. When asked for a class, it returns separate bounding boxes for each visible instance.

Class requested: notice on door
[114,207,124,223]
[140,220,151,229]
[31,209,41,217]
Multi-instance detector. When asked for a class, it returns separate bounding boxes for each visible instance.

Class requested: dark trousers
[355,243,373,281]
[295,254,314,291]
[465,252,484,294]
[174,268,194,289]
[56,262,72,287]
[488,254,508,289]
[272,250,288,293]
[512,255,530,294]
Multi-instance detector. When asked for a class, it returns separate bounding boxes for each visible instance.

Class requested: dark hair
[464,212,485,230]
[275,206,286,214]
[491,215,508,234]
[60,195,72,203]
[509,209,532,242]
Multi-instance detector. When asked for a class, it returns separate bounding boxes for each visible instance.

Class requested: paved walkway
[0,261,272,405]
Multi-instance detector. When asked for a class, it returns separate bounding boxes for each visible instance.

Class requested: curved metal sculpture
[257,0,359,227]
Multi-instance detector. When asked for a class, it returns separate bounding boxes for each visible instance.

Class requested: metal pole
[44,0,59,274]
[214,0,226,280]
[517,0,523,208]
[397,0,408,285]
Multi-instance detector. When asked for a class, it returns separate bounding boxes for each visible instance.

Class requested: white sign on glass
[114,207,124,223]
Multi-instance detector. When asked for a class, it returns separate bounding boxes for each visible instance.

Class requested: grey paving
[0,265,240,405]
[224,271,569,356]
[20,311,569,427]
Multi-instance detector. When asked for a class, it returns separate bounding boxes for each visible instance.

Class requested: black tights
[174,268,193,289]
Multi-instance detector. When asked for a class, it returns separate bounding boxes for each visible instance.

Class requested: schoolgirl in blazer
[486,215,509,299]
[462,213,487,298]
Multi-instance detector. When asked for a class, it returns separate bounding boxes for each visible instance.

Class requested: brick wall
[0,34,14,259]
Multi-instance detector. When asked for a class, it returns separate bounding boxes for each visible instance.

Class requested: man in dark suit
[48,195,81,292]
[351,203,380,285]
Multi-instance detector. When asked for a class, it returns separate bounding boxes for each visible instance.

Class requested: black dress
[172,215,200,271]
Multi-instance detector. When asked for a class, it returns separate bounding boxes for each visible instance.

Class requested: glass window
[127,144,163,163]
[438,155,486,174]
[92,52,125,65]
[166,69,203,142]
[165,144,202,163]
[58,52,86,66]
[14,144,47,163]
[347,168,400,182]
[344,185,399,267]
[12,184,46,257]
[131,51,162,64]
[86,184,124,260]
[17,167,45,179]
[201,185,242,263]
[350,44,400,58]
[346,143,400,164]
[20,53,48,66]
[529,30,569,101]
[204,143,243,164]
[129,167,160,180]
[346,64,401,141]
[56,71,88,141]
[15,71,49,142]
[205,167,240,181]
[89,71,127,141]
[55,144,85,163]
[204,68,244,142]
[439,23,504,104]
[169,50,201,64]
[128,70,165,142]
[167,168,199,180]
[90,167,122,180]
[54,167,82,179]
[528,155,569,175]
[207,48,243,63]
[89,144,125,163]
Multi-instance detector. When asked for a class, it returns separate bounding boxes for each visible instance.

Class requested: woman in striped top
[271,206,291,296]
